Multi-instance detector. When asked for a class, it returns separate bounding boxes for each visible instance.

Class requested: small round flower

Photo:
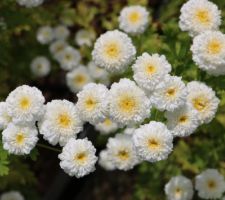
[87,61,109,81]
[187,81,219,124]
[59,138,97,178]
[132,53,172,91]
[16,0,43,7]
[66,65,92,93]
[92,30,136,73]
[6,85,45,126]
[75,29,95,47]
[151,75,187,112]
[123,126,136,135]
[106,134,139,171]
[119,5,149,35]
[2,124,38,155]
[165,105,199,137]
[191,31,225,76]
[0,102,12,130]
[95,117,118,135]
[195,169,225,199]
[76,83,109,124]
[132,121,173,162]
[179,0,221,36]
[0,191,24,200]
[30,56,51,77]
[37,26,54,44]
[165,176,194,200]
[57,46,81,71]
[98,150,115,171]
[49,40,68,59]
[39,100,83,146]
[54,25,70,40]
[109,78,151,126]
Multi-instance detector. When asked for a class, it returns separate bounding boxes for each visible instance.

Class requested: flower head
[30,56,51,77]
[95,117,118,135]
[75,29,95,47]
[0,191,24,200]
[98,150,115,171]
[54,25,70,40]
[0,102,12,130]
[49,40,68,59]
[16,0,43,7]
[37,26,54,44]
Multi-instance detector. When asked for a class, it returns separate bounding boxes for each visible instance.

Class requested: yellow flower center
[19,97,31,110]
[74,152,87,165]
[85,97,97,111]
[118,95,136,114]
[117,150,129,160]
[103,118,112,126]
[73,74,86,85]
[65,54,72,61]
[195,9,210,25]
[175,187,183,198]
[192,96,208,111]
[56,45,64,53]
[207,180,217,189]
[148,138,160,150]
[104,42,120,59]
[128,11,141,24]
[166,88,176,98]
[146,64,156,76]
[179,115,188,124]
[57,113,72,128]
[16,133,25,145]
[207,39,222,55]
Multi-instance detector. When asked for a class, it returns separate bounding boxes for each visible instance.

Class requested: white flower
[2,124,38,155]
[95,117,118,135]
[57,46,81,71]
[54,25,70,40]
[6,85,45,126]
[109,78,151,126]
[66,65,92,93]
[151,75,187,112]
[191,31,225,76]
[98,150,115,171]
[37,26,54,44]
[123,126,136,135]
[76,83,109,124]
[132,53,172,91]
[187,81,219,124]
[132,121,173,162]
[106,134,139,171]
[59,138,97,178]
[92,30,136,73]
[165,176,194,200]
[75,29,95,47]
[0,102,12,130]
[49,40,68,59]
[119,5,149,35]
[39,100,83,146]
[30,56,51,77]
[16,0,43,7]
[87,61,109,81]
[165,105,199,137]
[179,0,221,36]
[0,191,24,200]
[195,169,225,199]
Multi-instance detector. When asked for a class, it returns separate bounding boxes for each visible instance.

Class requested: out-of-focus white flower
[87,61,109,80]
[0,102,12,130]
[6,85,45,126]
[107,134,139,171]
[119,5,149,35]
[191,31,225,76]
[187,81,219,124]
[165,176,194,200]
[59,138,97,178]
[133,121,173,162]
[2,124,38,155]
[76,83,109,124]
[109,78,150,126]
[92,30,136,73]
[37,26,54,44]
[95,117,118,135]
[57,46,81,71]
[195,169,225,199]
[30,56,51,77]
[123,126,136,135]
[39,100,83,146]
[75,29,95,47]
[66,65,92,93]
[151,75,187,112]
[49,40,68,59]
[179,0,221,36]
[165,105,199,137]
[132,53,171,92]
[54,25,70,40]
[0,191,24,200]
[98,150,115,171]
[16,0,44,7]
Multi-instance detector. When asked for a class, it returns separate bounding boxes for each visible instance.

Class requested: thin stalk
[37,143,61,153]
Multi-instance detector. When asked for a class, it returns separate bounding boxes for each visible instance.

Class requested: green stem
[37,143,61,153]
